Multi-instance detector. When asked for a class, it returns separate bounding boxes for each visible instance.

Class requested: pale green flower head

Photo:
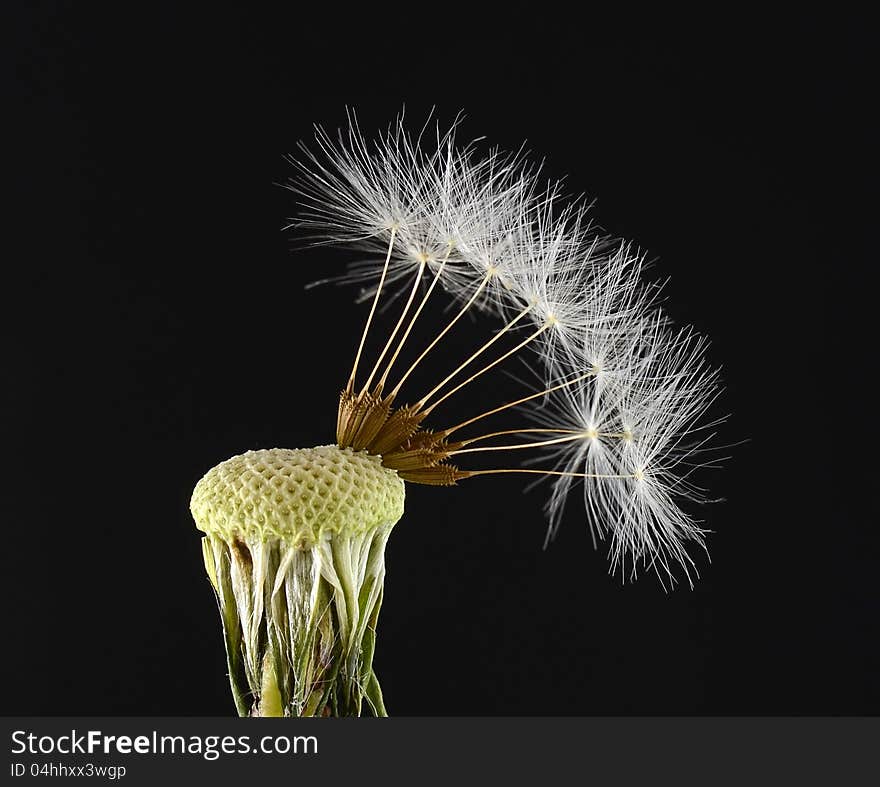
[190,445,405,547]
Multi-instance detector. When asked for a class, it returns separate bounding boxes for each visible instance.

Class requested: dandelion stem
[416,304,533,405]
[422,323,550,412]
[348,228,397,391]
[360,257,425,395]
[389,270,491,398]
[460,429,633,446]
[442,371,596,436]
[460,468,635,480]
[457,428,583,447]
[451,433,589,455]
[378,246,452,389]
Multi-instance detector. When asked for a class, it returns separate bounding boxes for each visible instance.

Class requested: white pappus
[284,109,728,588]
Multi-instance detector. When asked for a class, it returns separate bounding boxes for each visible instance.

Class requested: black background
[5,6,874,715]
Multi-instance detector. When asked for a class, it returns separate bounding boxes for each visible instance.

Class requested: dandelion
[189,111,728,716]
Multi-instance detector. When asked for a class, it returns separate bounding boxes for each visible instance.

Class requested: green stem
[202,528,393,717]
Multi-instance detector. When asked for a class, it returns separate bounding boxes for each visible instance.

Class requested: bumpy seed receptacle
[190,445,405,717]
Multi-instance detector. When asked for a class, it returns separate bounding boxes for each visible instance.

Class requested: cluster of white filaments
[286,111,726,588]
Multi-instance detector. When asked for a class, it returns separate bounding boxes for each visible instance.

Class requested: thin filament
[378,246,452,388]
[360,257,426,394]
[461,468,635,480]
[389,270,492,397]
[416,304,532,405]
[442,371,596,436]
[422,323,550,412]
[456,428,583,447]
[347,228,397,390]
[451,433,588,455]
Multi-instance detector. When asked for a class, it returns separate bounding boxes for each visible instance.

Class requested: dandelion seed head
[285,110,729,587]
